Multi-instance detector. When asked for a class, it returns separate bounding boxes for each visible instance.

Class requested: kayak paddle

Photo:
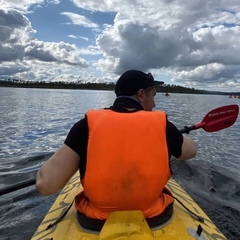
[0,105,238,196]
[0,177,36,196]
[179,104,239,134]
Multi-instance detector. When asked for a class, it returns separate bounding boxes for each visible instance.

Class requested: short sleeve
[166,118,183,158]
[64,117,88,157]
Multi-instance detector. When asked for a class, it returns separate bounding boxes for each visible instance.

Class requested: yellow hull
[31,172,226,240]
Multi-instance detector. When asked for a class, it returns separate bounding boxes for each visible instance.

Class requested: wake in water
[0,153,54,189]
[0,153,56,240]
[171,158,240,240]
[0,186,58,240]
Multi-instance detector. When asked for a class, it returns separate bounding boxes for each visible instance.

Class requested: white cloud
[79,45,101,55]
[0,9,88,82]
[1,0,240,91]
[79,36,89,41]
[61,12,99,28]
[173,63,225,82]
[0,0,60,12]
[71,0,126,12]
[68,34,77,39]
[68,35,89,41]
[89,1,240,91]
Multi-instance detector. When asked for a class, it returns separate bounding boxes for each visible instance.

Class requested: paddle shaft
[179,122,207,133]
[179,125,197,134]
[0,178,36,196]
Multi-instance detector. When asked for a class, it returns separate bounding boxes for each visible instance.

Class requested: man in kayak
[36,69,197,230]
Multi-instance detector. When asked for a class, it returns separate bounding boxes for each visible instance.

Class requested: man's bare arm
[36,144,80,195]
[178,135,197,160]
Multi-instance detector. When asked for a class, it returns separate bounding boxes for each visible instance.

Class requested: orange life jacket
[75,109,174,219]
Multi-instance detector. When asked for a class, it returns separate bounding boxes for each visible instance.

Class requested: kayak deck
[31,172,226,240]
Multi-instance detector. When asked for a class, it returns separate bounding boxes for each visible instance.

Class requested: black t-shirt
[64,97,183,178]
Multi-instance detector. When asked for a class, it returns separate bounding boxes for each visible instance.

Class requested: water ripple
[0,89,240,240]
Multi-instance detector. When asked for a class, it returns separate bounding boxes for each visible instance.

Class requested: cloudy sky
[1,0,240,92]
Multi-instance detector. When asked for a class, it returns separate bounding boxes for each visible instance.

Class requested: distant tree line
[0,78,239,95]
[0,79,115,90]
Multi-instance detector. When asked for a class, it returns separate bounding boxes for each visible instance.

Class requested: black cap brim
[153,80,164,85]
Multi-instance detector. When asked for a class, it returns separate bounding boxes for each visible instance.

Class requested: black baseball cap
[115,70,164,96]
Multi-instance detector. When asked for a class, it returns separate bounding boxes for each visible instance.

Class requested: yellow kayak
[31,172,226,240]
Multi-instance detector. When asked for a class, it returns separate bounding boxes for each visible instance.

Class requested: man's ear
[136,89,145,103]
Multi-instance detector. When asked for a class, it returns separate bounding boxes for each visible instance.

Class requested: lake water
[0,87,240,240]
